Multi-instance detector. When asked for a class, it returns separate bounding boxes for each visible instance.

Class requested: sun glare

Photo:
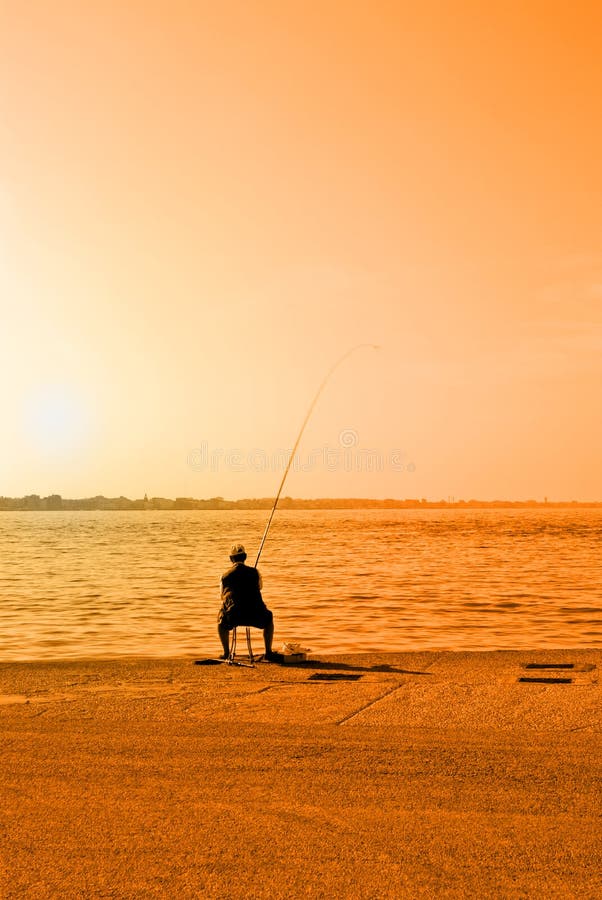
[23,385,91,455]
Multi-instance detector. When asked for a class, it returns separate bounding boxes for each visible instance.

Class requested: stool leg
[227,626,256,667]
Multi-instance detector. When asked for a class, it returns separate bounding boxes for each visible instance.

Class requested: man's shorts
[217,602,273,631]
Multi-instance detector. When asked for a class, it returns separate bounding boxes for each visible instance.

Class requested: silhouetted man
[217,543,275,660]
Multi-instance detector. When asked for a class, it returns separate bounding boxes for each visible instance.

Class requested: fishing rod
[254,342,380,567]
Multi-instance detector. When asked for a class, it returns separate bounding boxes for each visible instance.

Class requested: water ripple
[0,508,601,659]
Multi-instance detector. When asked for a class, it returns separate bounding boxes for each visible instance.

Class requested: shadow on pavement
[192,658,433,676]
[282,659,432,676]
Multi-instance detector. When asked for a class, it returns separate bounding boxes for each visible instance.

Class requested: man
[217,543,275,660]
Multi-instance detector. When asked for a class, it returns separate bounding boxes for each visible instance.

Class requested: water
[1,509,601,660]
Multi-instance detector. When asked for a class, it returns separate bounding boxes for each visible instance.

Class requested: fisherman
[217,543,275,660]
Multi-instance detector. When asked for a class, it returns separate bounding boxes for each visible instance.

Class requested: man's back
[221,562,263,610]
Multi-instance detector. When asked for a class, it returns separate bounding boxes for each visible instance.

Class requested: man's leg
[263,616,274,656]
[218,624,231,658]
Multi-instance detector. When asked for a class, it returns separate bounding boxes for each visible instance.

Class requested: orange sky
[1,1,601,500]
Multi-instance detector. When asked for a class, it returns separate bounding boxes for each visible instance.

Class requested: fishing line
[254,342,380,566]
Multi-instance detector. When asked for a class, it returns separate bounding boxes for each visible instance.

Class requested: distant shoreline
[2,495,601,511]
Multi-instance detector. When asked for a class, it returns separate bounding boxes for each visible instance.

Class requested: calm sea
[1,509,601,660]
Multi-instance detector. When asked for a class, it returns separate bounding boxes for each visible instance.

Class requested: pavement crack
[566,717,602,733]
[336,681,406,725]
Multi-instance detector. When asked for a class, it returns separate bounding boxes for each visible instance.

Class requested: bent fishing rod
[254,342,380,567]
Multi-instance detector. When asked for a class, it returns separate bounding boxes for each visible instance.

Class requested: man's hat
[230,543,246,559]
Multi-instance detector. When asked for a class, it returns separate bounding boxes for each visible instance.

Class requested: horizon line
[1,493,601,509]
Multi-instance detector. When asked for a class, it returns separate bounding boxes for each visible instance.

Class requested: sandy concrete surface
[1,650,600,899]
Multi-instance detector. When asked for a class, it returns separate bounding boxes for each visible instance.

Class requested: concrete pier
[2,650,600,898]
